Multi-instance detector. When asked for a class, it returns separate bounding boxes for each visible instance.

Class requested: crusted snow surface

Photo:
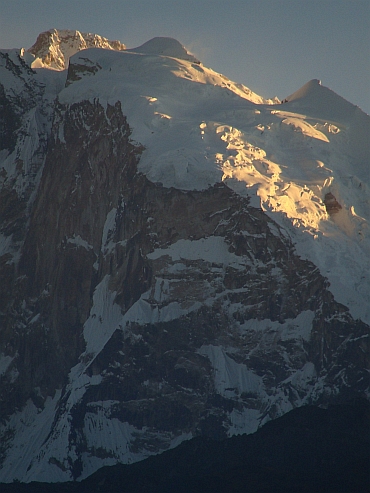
[196,310,331,437]
[227,408,262,436]
[1,355,191,482]
[0,373,158,482]
[0,71,58,192]
[239,310,315,343]
[57,46,370,323]
[127,37,200,63]
[0,232,15,258]
[0,260,356,478]
[148,236,245,268]
[0,392,62,482]
[101,207,118,254]
[0,47,64,262]
[1,308,182,486]
[0,353,14,376]
[82,275,122,358]
[198,345,264,397]
[145,235,262,320]
[67,234,93,250]
[1,34,370,482]
[0,269,202,482]
[78,403,192,481]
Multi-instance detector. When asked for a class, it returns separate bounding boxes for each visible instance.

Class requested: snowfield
[55,38,370,324]
[0,33,369,483]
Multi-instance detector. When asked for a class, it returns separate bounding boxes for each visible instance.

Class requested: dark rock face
[1,99,142,413]
[1,399,369,492]
[66,399,370,493]
[324,192,342,215]
[0,64,369,482]
[0,83,21,153]
[0,51,56,416]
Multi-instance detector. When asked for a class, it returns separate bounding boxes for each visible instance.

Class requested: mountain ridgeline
[0,29,369,487]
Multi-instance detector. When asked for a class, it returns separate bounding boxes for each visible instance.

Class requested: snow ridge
[127,37,200,63]
[57,46,370,322]
[27,28,126,70]
[1,30,369,483]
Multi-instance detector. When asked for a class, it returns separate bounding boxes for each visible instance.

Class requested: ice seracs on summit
[0,28,368,483]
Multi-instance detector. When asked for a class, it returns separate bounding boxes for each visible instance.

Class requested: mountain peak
[27,28,126,70]
[287,78,322,100]
[128,36,200,63]
[285,78,362,121]
[0,27,369,485]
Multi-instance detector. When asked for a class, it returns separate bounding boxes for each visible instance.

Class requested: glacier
[0,31,369,483]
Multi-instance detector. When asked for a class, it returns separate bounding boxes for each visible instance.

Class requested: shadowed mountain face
[27,28,126,70]
[0,32,369,483]
[1,399,369,493]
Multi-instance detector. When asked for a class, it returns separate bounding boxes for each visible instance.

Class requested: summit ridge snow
[0,29,369,483]
[127,36,201,63]
[57,44,370,323]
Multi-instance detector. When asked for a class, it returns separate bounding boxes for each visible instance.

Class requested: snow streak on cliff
[0,31,369,483]
[60,41,370,324]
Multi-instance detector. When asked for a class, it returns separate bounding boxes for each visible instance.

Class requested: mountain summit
[127,36,200,63]
[27,28,126,70]
[0,30,369,484]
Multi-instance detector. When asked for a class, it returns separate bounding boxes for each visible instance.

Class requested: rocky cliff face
[27,29,126,70]
[0,33,369,483]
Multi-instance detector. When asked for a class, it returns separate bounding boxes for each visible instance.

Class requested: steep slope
[1,399,369,492]
[0,33,369,483]
[60,48,370,322]
[126,36,200,63]
[0,48,62,319]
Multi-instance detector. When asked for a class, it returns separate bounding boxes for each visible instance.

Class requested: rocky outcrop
[0,35,369,483]
[0,51,56,415]
[324,192,342,215]
[1,99,141,413]
[3,399,368,493]
[0,95,368,481]
[27,29,126,70]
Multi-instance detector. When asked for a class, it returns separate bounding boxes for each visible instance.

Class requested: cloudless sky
[1,0,369,113]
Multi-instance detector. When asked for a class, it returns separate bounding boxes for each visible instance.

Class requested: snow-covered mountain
[0,30,369,483]
[27,28,126,70]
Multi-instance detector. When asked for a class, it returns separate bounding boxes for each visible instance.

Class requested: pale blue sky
[1,0,369,113]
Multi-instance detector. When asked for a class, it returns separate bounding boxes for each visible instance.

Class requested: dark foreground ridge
[2,399,369,493]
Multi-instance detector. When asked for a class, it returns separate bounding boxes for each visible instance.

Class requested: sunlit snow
[1,34,369,482]
[56,44,370,323]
